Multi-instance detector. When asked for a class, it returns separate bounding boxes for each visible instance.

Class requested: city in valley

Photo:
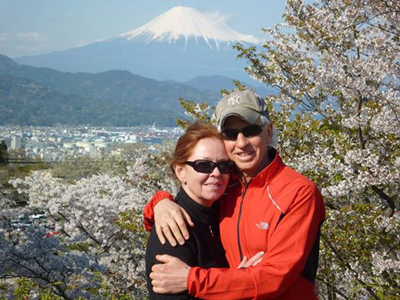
[0,124,183,162]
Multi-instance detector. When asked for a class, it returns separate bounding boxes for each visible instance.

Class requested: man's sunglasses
[221,124,265,141]
[184,160,233,174]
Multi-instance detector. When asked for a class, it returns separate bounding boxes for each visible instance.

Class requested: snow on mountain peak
[120,6,259,49]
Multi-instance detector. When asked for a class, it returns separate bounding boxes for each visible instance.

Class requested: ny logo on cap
[227,95,241,106]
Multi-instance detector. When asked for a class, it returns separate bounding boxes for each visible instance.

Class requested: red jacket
[144,149,325,299]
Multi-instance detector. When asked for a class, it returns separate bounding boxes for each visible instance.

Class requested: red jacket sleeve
[143,191,174,231]
[187,184,325,299]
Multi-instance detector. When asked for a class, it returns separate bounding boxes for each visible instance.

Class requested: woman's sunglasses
[184,160,233,174]
[221,124,265,141]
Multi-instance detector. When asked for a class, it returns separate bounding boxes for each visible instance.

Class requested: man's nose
[236,132,249,147]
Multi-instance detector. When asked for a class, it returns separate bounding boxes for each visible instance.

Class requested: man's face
[222,116,272,179]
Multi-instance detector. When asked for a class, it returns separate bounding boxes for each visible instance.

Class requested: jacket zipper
[209,225,214,237]
[237,180,250,262]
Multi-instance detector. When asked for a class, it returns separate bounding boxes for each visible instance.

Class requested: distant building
[11,135,22,150]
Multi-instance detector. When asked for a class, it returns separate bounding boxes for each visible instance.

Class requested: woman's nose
[210,165,221,176]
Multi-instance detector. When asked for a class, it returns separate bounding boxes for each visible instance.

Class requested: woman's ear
[174,163,187,185]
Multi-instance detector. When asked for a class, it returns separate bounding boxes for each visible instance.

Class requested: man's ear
[266,122,273,137]
[264,122,274,146]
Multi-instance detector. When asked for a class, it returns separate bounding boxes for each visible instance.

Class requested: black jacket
[145,188,228,300]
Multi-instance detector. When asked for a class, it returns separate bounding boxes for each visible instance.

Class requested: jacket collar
[232,147,285,187]
[175,188,218,225]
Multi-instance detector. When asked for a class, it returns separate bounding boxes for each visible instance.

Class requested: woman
[145,121,232,299]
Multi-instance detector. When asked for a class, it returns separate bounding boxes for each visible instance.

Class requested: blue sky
[0,0,286,58]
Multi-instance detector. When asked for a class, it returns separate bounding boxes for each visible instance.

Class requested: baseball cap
[215,90,270,129]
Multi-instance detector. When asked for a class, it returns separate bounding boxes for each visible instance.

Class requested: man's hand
[154,199,194,246]
[150,254,190,294]
[237,251,264,269]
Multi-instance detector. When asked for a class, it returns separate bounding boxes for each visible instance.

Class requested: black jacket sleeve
[145,228,199,300]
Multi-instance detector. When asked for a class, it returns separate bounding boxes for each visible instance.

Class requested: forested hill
[0,55,223,126]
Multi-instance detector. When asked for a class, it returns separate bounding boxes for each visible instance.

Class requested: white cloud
[205,11,233,26]
[0,32,51,57]
[0,32,47,43]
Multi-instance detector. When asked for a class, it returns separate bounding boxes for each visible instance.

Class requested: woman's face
[175,137,230,207]
[222,116,271,179]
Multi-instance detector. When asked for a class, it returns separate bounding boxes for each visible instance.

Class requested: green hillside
[0,55,220,126]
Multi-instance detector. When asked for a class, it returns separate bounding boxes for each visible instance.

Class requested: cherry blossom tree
[233,0,400,299]
[1,144,176,299]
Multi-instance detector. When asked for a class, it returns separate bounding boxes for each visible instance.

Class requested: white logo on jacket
[256,222,269,230]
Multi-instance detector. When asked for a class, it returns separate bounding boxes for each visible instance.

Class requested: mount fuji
[15,6,259,82]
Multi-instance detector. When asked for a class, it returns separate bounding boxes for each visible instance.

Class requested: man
[145,90,326,299]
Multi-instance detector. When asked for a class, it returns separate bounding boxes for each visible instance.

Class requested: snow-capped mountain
[15,6,259,82]
[121,6,258,49]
